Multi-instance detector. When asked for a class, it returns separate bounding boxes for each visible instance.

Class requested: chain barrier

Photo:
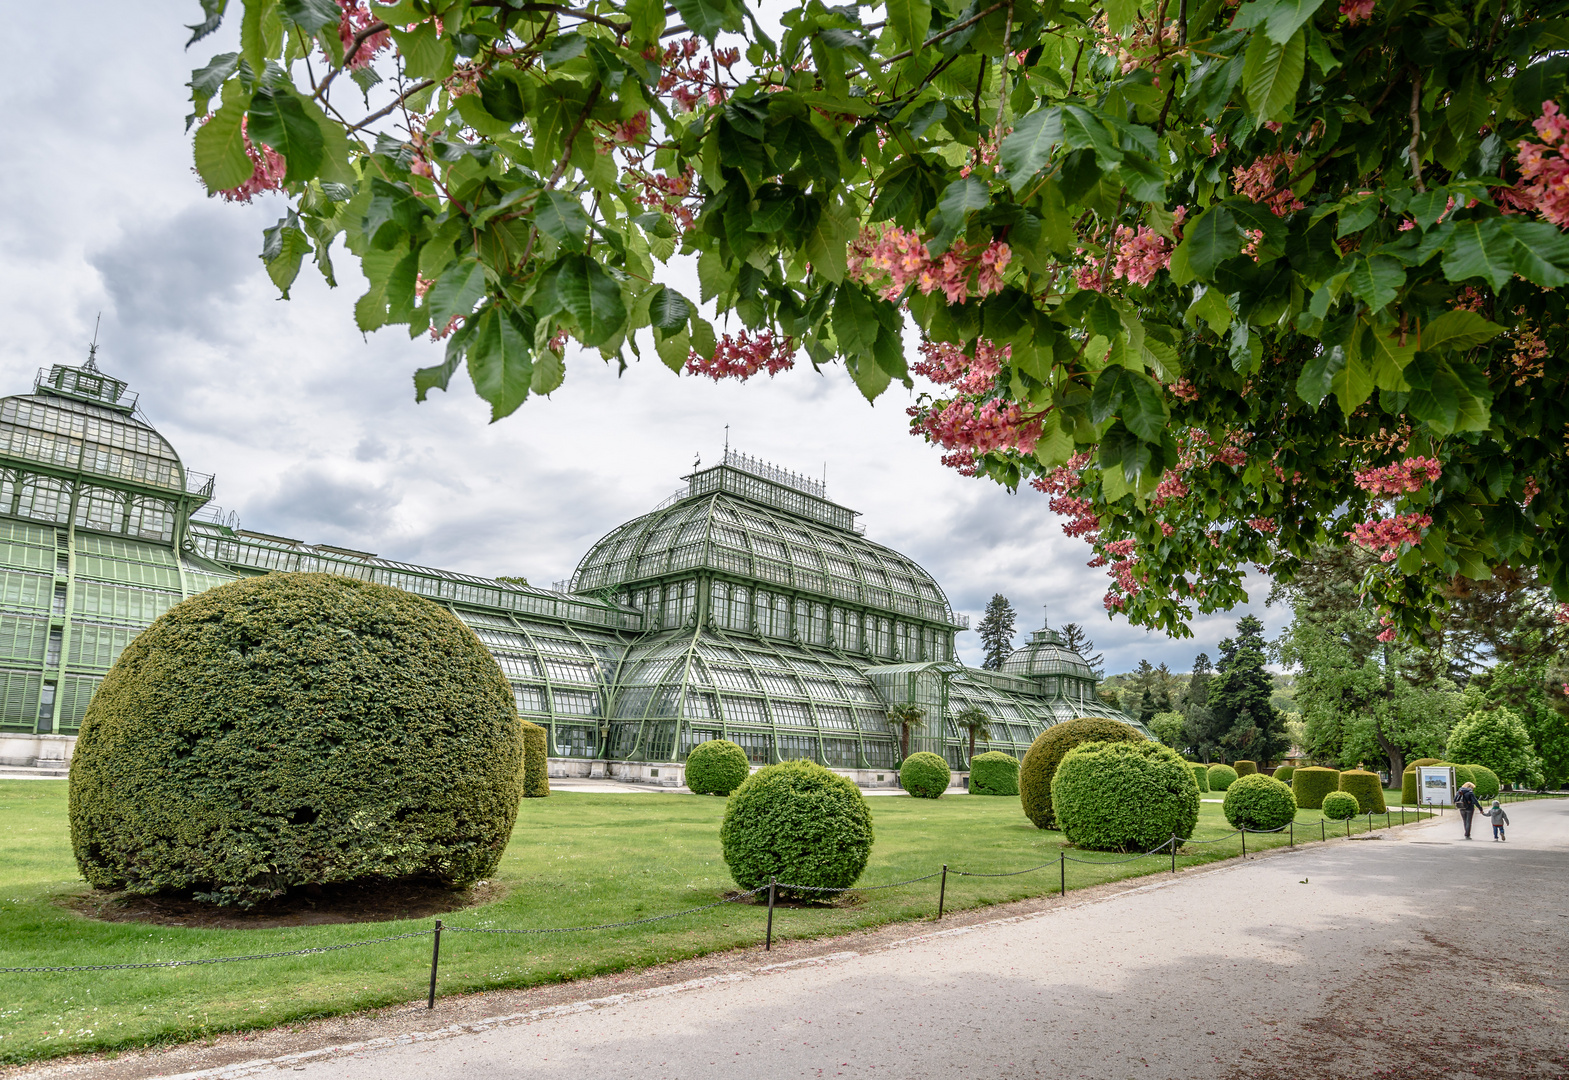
[0,929,434,975]
[442,887,768,935]
[769,872,944,894]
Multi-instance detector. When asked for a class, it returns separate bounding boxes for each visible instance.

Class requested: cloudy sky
[0,1,1288,673]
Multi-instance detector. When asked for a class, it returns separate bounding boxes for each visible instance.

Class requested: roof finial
[85,314,101,372]
[1043,602,1049,629]
[723,424,730,455]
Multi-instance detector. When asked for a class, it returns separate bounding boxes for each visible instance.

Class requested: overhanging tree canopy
[184,0,1569,638]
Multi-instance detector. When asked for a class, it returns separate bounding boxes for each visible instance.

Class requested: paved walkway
[113,799,1561,1080]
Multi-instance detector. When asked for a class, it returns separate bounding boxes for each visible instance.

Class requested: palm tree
[955,705,991,765]
[886,703,925,762]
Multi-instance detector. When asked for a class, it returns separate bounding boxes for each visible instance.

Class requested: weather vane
[85,313,101,372]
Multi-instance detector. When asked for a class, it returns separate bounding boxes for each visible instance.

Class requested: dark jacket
[1456,787,1480,811]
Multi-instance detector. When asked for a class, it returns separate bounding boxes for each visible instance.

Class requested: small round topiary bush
[522,722,550,798]
[1338,769,1386,814]
[1053,740,1201,852]
[1401,758,1443,805]
[1223,774,1298,831]
[685,738,751,795]
[900,751,951,798]
[1190,762,1211,793]
[1452,763,1477,791]
[1019,717,1144,829]
[1292,766,1342,810]
[720,760,874,896]
[1272,765,1295,785]
[1207,763,1240,791]
[1233,760,1258,777]
[69,573,524,907]
[1468,764,1501,801]
[969,751,1020,796]
[1321,791,1360,820]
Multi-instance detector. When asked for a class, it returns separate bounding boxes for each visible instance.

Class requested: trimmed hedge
[1190,763,1211,793]
[1223,774,1298,831]
[1272,765,1295,785]
[521,722,550,798]
[1338,769,1385,814]
[900,752,951,799]
[1233,760,1258,777]
[685,739,751,796]
[1321,791,1360,820]
[720,760,874,896]
[1292,766,1342,810]
[969,751,1020,796]
[1019,717,1144,829]
[1400,758,1443,805]
[1053,740,1200,852]
[69,573,524,907]
[1207,763,1240,791]
[1452,763,1478,791]
[1468,764,1501,801]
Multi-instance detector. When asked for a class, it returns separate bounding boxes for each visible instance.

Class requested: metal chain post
[937,864,947,919]
[1289,820,1294,847]
[427,919,442,1010]
[1170,835,1176,873]
[1060,851,1066,897]
[1241,828,1246,857]
[765,877,776,951]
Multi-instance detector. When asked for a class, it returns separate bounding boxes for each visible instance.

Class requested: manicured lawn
[0,780,1427,1064]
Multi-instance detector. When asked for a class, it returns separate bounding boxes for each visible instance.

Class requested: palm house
[0,357,1146,784]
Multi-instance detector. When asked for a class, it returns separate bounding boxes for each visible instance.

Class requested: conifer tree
[977,595,1017,671]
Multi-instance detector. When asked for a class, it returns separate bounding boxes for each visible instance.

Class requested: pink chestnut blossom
[1515,101,1569,228]
[215,116,287,203]
[685,330,796,381]
[1353,456,1442,497]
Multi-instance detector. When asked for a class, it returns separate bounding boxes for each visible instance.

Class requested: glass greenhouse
[0,359,1147,780]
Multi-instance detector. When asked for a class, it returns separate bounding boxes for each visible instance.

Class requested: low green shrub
[1019,717,1144,829]
[720,760,874,895]
[1272,765,1295,785]
[1468,764,1501,801]
[1321,791,1360,820]
[1338,769,1385,814]
[969,751,1020,796]
[1400,758,1443,805]
[1233,760,1258,777]
[1223,774,1298,831]
[685,739,751,796]
[69,573,524,907]
[522,722,550,798]
[1053,741,1200,852]
[1190,763,1210,793]
[900,752,951,799]
[1207,763,1240,791]
[1292,766,1341,810]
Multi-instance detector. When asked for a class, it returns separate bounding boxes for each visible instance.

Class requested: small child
[1487,801,1510,841]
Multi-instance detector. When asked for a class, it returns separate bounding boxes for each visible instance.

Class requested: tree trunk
[900,726,910,762]
[968,729,976,765]
[1376,643,1404,782]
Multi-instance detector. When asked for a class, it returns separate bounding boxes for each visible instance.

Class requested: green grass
[0,780,1428,1065]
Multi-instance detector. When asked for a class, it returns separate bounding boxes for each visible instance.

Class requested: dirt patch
[58,877,506,929]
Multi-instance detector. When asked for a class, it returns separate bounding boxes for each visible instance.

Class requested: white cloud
[0,0,1288,676]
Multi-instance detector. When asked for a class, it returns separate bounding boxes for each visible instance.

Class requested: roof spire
[1043,602,1049,629]
[85,314,101,372]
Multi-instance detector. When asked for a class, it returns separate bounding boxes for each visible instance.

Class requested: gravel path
[16,800,1567,1080]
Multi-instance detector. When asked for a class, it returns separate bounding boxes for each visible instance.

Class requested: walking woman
[1455,781,1481,839]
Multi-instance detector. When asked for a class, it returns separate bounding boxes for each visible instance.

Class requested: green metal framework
[0,360,1148,768]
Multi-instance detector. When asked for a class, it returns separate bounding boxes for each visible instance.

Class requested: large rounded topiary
[1338,769,1386,814]
[1019,717,1144,829]
[969,751,1020,796]
[522,722,550,798]
[70,573,524,907]
[1451,763,1478,793]
[1207,763,1239,791]
[1468,764,1501,801]
[1223,774,1297,831]
[1292,766,1341,810]
[1321,791,1359,820]
[900,751,951,798]
[1053,741,1200,852]
[720,760,874,896]
[1272,765,1295,785]
[1233,760,1258,777]
[685,738,751,795]
[1401,758,1443,805]
[1190,763,1211,793]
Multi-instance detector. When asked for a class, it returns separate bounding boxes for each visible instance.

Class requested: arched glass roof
[0,389,194,495]
[572,466,958,627]
[1001,627,1097,680]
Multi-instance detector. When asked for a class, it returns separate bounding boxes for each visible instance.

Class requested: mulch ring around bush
[58,877,507,930]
